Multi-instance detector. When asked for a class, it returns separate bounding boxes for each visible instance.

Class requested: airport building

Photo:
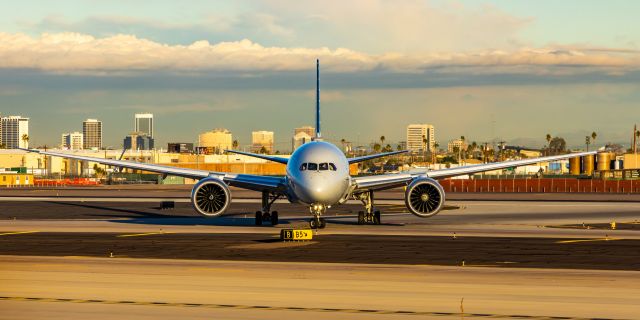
[123,132,154,150]
[198,128,232,154]
[61,132,84,150]
[251,131,274,154]
[82,119,102,150]
[167,143,194,153]
[134,113,154,138]
[0,116,29,149]
[406,124,435,153]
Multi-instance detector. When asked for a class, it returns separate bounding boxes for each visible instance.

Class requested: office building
[251,131,274,154]
[292,131,313,151]
[406,124,435,153]
[134,113,154,138]
[448,138,468,153]
[198,128,232,154]
[61,132,84,150]
[1,116,29,149]
[123,132,154,150]
[83,119,102,150]
[295,126,315,137]
[167,143,194,153]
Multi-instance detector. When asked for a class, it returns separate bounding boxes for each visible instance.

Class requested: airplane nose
[297,174,343,204]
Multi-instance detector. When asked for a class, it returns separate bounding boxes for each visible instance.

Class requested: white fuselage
[285,141,351,206]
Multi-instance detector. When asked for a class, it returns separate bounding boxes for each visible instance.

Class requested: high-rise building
[0,116,29,149]
[123,132,154,150]
[251,131,274,154]
[198,128,232,154]
[295,126,315,137]
[292,131,313,151]
[134,113,154,138]
[406,124,435,153]
[61,132,84,150]
[291,126,315,151]
[83,119,102,150]
[447,138,468,153]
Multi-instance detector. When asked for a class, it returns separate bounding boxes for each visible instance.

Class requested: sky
[1,0,640,150]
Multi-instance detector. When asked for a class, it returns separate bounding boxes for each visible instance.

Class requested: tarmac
[0,186,639,319]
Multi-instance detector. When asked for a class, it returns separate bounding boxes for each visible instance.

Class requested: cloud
[0,32,639,76]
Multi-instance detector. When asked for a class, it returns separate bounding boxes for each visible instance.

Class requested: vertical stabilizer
[315,59,321,140]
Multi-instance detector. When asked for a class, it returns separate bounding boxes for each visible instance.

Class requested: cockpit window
[319,163,329,171]
[299,163,307,171]
[329,163,337,171]
[307,163,318,171]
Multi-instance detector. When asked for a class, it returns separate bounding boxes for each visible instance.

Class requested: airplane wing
[20,148,286,193]
[352,151,597,192]
[347,150,408,164]
[225,150,289,164]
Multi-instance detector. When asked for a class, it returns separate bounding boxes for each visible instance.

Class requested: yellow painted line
[0,296,627,320]
[556,238,622,244]
[116,231,171,238]
[0,231,38,236]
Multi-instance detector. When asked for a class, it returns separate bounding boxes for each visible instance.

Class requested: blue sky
[0,0,639,150]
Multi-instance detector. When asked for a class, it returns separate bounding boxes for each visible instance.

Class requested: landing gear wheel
[318,218,327,229]
[270,211,279,226]
[255,211,263,226]
[309,218,319,229]
[357,211,365,225]
[373,210,381,225]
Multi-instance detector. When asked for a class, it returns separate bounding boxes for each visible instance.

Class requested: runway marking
[556,238,622,244]
[116,231,172,238]
[0,231,38,236]
[0,296,630,320]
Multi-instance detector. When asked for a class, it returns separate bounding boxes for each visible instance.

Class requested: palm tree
[422,135,428,162]
[259,146,268,154]
[585,136,591,151]
[340,138,346,152]
[380,136,385,147]
[636,130,640,153]
[459,136,465,161]
[546,133,552,155]
[232,140,239,150]
[21,134,29,148]
[373,143,381,153]
[591,132,597,149]
[471,141,478,159]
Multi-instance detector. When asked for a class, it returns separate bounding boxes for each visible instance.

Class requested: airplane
[22,60,596,229]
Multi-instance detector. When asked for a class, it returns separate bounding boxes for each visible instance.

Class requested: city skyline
[1,1,639,148]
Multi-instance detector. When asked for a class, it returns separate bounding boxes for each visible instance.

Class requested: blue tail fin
[315,59,321,140]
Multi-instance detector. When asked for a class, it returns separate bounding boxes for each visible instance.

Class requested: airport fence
[441,178,640,193]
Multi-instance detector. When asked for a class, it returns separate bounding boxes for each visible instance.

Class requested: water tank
[569,157,581,175]
[582,155,595,175]
[597,153,612,171]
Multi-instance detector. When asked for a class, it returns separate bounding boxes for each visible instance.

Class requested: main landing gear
[309,203,327,229]
[255,191,281,226]
[356,190,381,225]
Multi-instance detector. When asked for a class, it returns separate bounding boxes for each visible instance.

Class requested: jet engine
[191,177,231,217]
[405,177,445,218]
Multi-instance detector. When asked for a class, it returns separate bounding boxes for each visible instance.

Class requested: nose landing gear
[309,203,327,229]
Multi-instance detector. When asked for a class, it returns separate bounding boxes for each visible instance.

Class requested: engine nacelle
[191,177,231,217]
[405,177,445,218]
